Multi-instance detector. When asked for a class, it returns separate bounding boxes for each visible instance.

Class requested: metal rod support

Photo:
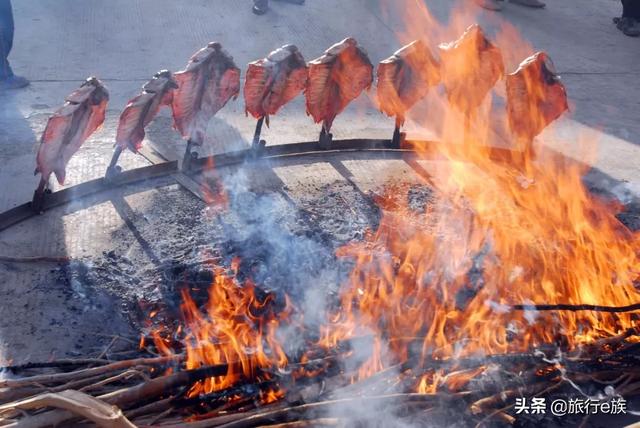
[252,117,265,147]
[105,146,124,181]
[181,140,196,172]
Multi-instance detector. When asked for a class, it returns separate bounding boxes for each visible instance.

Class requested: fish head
[145,70,179,93]
[341,37,357,47]
[536,52,562,86]
[267,44,303,64]
[207,41,223,51]
[82,77,109,104]
[82,76,103,89]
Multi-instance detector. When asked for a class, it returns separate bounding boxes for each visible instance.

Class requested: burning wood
[506,51,569,151]
[438,24,504,116]
[377,40,440,145]
[33,77,109,209]
[0,324,638,426]
[172,42,240,169]
[116,70,178,154]
[305,38,373,147]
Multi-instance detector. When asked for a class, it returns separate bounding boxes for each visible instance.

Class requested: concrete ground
[0,0,638,365]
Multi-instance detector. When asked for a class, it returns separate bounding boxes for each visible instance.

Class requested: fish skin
[377,40,440,126]
[116,70,178,153]
[244,44,308,121]
[438,25,505,114]
[172,42,240,145]
[506,52,568,143]
[35,77,109,185]
[305,38,373,133]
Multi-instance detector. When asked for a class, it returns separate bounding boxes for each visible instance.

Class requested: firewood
[0,358,110,372]
[215,394,461,428]
[0,355,180,389]
[261,419,344,428]
[0,389,136,428]
[125,396,172,419]
[0,364,229,428]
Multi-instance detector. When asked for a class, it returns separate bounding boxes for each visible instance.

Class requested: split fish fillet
[245,44,308,122]
[35,77,109,185]
[377,40,440,126]
[506,52,568,143]
[439,25,504,114]
[116,70,177,153]
[305,38,373,133]
[172,42,240,145]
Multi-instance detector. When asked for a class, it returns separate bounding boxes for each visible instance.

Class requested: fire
[318,0,640,375]
[154,263,293,396]
[152,0,639,402]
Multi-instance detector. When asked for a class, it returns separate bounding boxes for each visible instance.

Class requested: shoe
[509,0,546,8]
[252,0,268,15]
[0,75,30,90]
[253,5,267,14]
[615,17,640,37]
[474,0,503,11]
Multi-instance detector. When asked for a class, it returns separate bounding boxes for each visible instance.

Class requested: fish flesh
[35,77,109,185]
[305,38,373,133]
[439,25,504,114]
[377,40,440,126]
[506,52,568,143]
[244,44,308,122]
[116,70,177,153]
[172,42,241,145]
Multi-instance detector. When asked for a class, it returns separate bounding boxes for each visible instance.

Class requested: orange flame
[154,267,293,397]
[317,0,640,386]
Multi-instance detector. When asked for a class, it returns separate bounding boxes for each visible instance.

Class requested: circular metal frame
[0,138,518,232]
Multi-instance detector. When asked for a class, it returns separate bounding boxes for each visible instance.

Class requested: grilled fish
[506,52,568,143]
[172,42,241,145]
[245,44,308,122]
[439,25,504,113]
[116,70,178,153]
[35,77,109,185]
[377,40,440,126]
[305,38,373,133]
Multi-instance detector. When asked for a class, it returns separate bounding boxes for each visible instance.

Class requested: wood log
[0,355,180,389]
[0,390,136,428]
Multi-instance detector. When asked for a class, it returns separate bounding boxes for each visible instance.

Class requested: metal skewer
[318,123,333,150]
[181,140,199,172]
[31,177,49,213]
[105,146,124,181]
[251,116,267,157]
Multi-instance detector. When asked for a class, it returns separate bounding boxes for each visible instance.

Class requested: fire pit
[1,143,638,427]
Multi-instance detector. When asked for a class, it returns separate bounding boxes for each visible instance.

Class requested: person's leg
[0,0,15,80]
[622,0,640,19]
[617,0,640,37]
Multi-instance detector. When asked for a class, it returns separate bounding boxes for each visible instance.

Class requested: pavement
[0,0,639,361]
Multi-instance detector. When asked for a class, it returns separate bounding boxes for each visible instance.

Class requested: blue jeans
[0,0,14,80]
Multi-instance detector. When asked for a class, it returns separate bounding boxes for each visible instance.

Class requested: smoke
[210,165,442,426]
